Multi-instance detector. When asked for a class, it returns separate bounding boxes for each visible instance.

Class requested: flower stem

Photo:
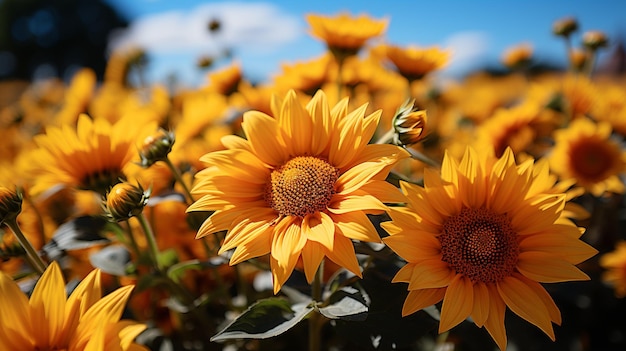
[5,219,47,274]
[136,212,162,271]
[309,260,324,351]
[406,147,440,168]
[163,157,195,205]
[374,128,395,145]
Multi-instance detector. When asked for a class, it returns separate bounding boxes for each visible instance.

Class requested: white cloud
[108,2,302,56]
[440,31,491,77]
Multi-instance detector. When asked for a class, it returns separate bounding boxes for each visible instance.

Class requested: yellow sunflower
[381,146,597,351]
[600,241,626,298]
[549,118,626,196]
[0,261,147,350]
[188,89,409,293]
[306,12,387,61]
[383,44,450,82]
[24,113,158,196]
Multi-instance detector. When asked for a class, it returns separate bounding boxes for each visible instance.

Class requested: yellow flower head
[550,118,626,196]
[188,89,409,293]
[306,12,387,60]
[26,114,158,196]
[381,146,597,351]
[384,44,450,81]
[501,43,533,69]
[0,261,147,350]
[600,241,626,298]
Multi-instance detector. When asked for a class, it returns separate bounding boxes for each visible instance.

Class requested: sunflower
[188,89,409,293]
[383,44,450,82]
[306,12,387,62]
[24,113,158,196]
[381,146,597,351]
[0,261,147,350]
[549,118,626,196]
[600,241,626,297]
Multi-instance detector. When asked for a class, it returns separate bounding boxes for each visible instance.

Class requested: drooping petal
[333,211,380,243]
[301,241,326,283]
[439,275,473,333]
[0,270,32,348]
[471,282,490,327]
[483,284,507,351]
[302,211,335,251]
[401,288,446,316]
[497,274,556,341]
[325,234,361,278]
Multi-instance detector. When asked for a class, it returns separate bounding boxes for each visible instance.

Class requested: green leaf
[211,297,314,342]
[157,248,179,268]
[318,286,368,321]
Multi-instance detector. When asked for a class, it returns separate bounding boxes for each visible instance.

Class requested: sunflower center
[439,207,519,283]
[569,137,615,180]
[80,168,126,196]
[265,156,339,217]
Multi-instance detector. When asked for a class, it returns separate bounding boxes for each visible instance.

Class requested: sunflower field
[0,7,625,351]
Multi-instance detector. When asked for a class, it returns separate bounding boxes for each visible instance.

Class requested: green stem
[309,260,324,351]
[163,157,195,205]
[374,128,395,145]
[136,212,162,271]
[5,219,47,274]
[406,147,440,168]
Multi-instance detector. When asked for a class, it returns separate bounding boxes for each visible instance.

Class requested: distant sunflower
[550,118,626,196]
[0,261,147,350]
[306,12,387,62]
[188,89,409,293]
[26,113,157,196]
[381,147,597,351]
[384,44,450,82]
[600,241,626,297]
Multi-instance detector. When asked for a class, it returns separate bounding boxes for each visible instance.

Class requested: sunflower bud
[582,30,609,51]
[139,129,175,168]
[392,100,428,147]
[104,182,150,222]
[0,187,22,225]
[552,17,578,37]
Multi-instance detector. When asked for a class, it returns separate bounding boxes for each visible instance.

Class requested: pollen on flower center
[439,207,519,283]
[265,156,339,218]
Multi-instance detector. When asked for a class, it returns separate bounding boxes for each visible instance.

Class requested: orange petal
[497,274,556,340]
[517,251,591,282]
[402,288,445,316]
[241,111,288,166]
[301,241,326,283]
[30,261,66,347]
[303,212,335,251]
[471,282,490,327]
[439,275,473,333]
[333,211,380,243]
[325,234,361,278]
[483,284,507,351]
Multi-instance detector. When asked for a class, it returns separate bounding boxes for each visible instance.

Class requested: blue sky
[102,0,626,87]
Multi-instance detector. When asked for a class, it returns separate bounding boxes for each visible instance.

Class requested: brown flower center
[439,207,519,283]
[569,136,616,181]
[265,156,339,218]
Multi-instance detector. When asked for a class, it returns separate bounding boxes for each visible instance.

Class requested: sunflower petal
[439,275,473,333]
[402,288,446,316]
